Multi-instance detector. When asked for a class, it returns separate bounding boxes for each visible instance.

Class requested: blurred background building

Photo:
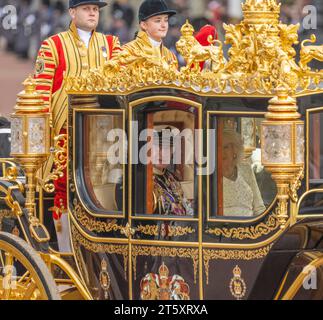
[0,0,322,117]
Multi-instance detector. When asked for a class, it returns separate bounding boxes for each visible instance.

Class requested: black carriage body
[66,88,323,300]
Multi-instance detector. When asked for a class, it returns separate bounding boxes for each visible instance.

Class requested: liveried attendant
[33,0,121,252]
[121,0,178,67]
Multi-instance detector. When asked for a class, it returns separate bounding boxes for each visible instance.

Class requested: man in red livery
[34,0,121,251]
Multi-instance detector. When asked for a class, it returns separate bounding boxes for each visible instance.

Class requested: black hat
[69,0,107,9]
[0,116,10,128]
[139,0,177,22]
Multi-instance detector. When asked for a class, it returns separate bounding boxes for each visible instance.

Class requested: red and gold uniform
[121,31,178,67]
[34,22,121,221]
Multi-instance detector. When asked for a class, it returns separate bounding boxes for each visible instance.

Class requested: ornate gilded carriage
[1,0,323,300]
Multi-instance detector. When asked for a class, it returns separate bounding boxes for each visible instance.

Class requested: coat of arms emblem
[140,262,190,300]
[229,265,247,300]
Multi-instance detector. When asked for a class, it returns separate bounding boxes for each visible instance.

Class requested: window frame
[206,110,277,223]
[73,108,126,219]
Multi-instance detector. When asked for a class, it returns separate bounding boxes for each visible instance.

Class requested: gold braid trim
[72,200,123,234]
[71,224,128,280]
[132,245,199,284]
[205,212,280,240]
[135,224,196,237]
[203,245,273,285]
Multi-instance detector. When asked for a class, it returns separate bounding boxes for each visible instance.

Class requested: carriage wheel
[0,232,60,300]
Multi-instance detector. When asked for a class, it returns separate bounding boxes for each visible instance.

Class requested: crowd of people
[0,0,320,62]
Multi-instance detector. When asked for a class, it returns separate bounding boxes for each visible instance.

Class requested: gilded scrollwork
[135,224,159,236]
[131,245,199,284]
[289,166,305,203]
[0,159,19,182]
[205,212,280,240]
[71,199,123,234]
[203,245,272,285]
[135,224,196,237]
[168,226,196,237]
[65,0,323,97]
[71,224,128,279]
[38,134,68,193]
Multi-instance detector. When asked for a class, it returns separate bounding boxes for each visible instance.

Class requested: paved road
[0,50,34,118]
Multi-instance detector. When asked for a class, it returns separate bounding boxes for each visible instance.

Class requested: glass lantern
[10,76,50,224]
[261,86,305,228]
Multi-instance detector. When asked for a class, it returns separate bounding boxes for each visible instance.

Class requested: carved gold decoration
[71,224,128,280]
[300,35,323,70]
[289,166,305,203]
[135,224,196,237]
[65,0,323,97]
[38,134,68,193]
[176,20,226,74]
[132,245,199,284]
[262,86,305,229]
[120,223,136,239]
[72,199,123,234]
[168,226,195,237]
[0,159,19,182]
[205,211,280,240]
[135,224,159,236]
[229,265,247,300]
[0,183,24,217]
[203,245,272,285]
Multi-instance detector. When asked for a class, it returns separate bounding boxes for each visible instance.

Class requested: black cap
[0,116,10,128]
[69,0,107,9]
[139,0,177,22]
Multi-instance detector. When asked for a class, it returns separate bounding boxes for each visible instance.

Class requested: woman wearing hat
[121,0,178,66]
[152,126,193,216]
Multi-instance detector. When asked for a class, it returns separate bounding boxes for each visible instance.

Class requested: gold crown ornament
[242,0,281,26]
[159,262,170,279]
[180,20,195,37]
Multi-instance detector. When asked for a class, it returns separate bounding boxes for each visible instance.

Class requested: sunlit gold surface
[262,86,305,229]
[0,238,48,300]
[65,0,323,97]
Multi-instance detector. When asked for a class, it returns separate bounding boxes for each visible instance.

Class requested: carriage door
[68,96,129,300]
[203,107,279,300]
[297,107,323,217]
[128,95,203,300]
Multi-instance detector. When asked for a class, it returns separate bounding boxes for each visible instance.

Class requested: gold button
[77,41,83,47]
[82,63,88,69]
[80,51,87,57]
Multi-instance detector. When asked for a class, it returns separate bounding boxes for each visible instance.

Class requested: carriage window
[132,107,198,218]
[83,113,125,213]
[309,111,323,188]
[209,116,277,218]
[298,191,323,215]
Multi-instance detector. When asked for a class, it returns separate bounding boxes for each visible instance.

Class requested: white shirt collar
[148,36,162,48]
[77,28,92,48]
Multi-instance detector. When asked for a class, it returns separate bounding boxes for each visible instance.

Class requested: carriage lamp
[10,76,50,225]
[261,86,304,229]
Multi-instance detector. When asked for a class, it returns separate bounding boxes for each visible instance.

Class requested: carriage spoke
[22,280,37,300]
[2,252,14,299]
[0,250,5,268]
[18,271,30,284]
